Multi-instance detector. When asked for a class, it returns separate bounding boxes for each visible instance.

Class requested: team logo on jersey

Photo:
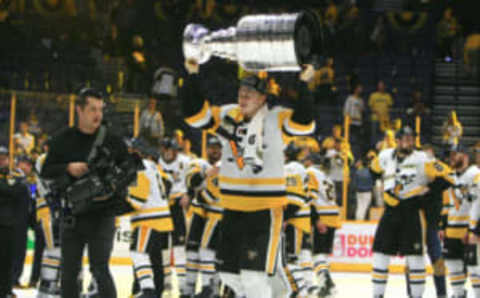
[286,176,298,187]
[236,127,247,136]
[248,134,256,145]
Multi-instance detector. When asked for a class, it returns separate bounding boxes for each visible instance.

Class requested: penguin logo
[248,134,256,145]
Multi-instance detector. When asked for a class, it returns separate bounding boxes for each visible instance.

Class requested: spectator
[322,125,343,151]
[309,57,335,103]
[353,156,374,220]
[14,121,35,155]
[442,111,462,148]
[103,24,123,58]
[344,83,365,153]
[339,1,364,59]
[112,0,138,48]
[407,89,430,117]
[188,0,220,25]
[407,89,430,134]
[368,80,393,147]
[464,30,480,78]
[324,0,338,35]
[436,7,460,60]
[27,113,42,137]
[216,1,248,26]
[126,35,150,93]
[326,139,354,213]
[370,15,387,53]
[139,98,165,146]
[343,2,360,28]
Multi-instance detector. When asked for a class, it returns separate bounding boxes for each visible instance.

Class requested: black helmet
[17,155,33,164]
[160,137,180,150]
[284,142,301,161]
[304,152,327,167]
[239,75,268,95]
[207,135,222,147]
[395,126,414,139]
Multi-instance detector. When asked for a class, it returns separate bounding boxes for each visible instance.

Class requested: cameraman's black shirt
[42,126,129,218]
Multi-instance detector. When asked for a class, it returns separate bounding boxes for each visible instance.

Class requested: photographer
[42,88,130,298]
[0,146,29,298]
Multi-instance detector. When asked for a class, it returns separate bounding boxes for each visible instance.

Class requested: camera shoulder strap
[87,125,107,163]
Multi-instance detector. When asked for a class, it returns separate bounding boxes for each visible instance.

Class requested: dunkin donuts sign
[331,222,404,266]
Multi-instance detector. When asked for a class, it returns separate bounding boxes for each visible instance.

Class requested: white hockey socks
[406,255,426,298]
[41,248,61,282]
[162,249,172,292]
[185,250,199,296]
[130,251,155,290]
[372,253,390,297]
[173,245,187,294]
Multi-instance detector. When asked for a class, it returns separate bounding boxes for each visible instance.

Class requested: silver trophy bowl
[183,11,321,72]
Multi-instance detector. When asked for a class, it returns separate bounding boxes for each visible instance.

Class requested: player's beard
[398,147,413,156]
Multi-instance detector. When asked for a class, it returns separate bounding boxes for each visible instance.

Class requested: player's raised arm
[180,59,215,130]
[283,65,316,136]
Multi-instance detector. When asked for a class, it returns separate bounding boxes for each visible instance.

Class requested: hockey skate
[306,285,321,298]
[133,289,157,298]
[161,287,173,298]
[220,285,235,298]
[196,285,220,298]
[36,280,60,298]
[81,279,99,298]
[317,272,336,298]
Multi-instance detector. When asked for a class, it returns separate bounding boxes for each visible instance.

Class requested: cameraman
[42,88,129,298]
[0,146,29,298]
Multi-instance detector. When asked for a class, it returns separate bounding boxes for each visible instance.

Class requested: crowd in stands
[0,0,479,221]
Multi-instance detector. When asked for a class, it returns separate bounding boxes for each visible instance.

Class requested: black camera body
[65,145,143,216]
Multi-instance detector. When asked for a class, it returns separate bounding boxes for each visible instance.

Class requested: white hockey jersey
[285,161,311,233]
[185,103,315,211]
[158,153,191,202]
[371,148,454,207]
[307,165,341,228]
[443,165,480,239]
[128,159,173,232]
[185,158,222,219]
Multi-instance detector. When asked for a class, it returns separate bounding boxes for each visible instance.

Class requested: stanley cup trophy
[183,11,322,72]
